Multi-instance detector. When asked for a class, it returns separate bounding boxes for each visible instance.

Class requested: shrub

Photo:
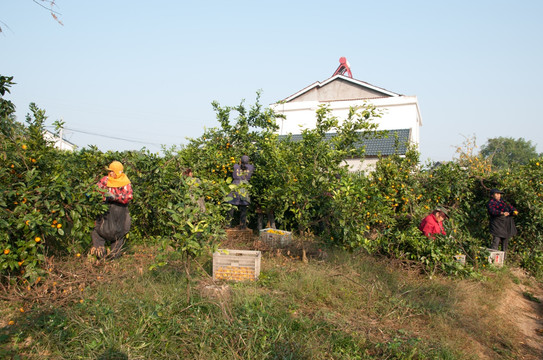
[2,75,543,280]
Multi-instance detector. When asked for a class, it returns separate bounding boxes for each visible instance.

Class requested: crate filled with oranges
[213,249,261,281]
[259,228,292,248]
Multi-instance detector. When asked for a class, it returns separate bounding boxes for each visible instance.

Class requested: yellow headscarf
[106,161,131,188]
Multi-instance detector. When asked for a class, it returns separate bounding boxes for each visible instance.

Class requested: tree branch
[32,0,62,16]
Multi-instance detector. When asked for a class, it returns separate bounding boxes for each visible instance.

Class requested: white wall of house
[271,95,422,145]
[43,130,77,151]
[343,157,379,172]
[270,74,422,172]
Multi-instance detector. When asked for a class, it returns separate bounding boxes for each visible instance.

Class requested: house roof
[281,74,402,103]
[43,130,77,148]
[279,128,411,157]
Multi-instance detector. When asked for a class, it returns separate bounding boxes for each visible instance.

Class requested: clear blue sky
[2,0,542,162]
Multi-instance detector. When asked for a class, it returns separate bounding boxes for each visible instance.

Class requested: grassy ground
[0,241,541,359]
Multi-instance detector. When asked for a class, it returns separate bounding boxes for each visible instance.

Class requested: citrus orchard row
[2,76,543,282]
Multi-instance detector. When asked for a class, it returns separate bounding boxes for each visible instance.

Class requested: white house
[43,130,77,151]
[271,59,422,171]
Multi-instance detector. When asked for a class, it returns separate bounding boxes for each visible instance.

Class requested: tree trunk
[268,210,276,229]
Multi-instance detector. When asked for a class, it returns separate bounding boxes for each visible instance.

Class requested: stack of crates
[259,228,292,248]
[213,249,261,281]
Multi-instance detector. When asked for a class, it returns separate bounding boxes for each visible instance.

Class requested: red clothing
[487,198,516,217]
[419,213,446,238]
[97,176,133,205]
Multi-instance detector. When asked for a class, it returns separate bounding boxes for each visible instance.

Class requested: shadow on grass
[97,348,129,360]
[0,308,72,358]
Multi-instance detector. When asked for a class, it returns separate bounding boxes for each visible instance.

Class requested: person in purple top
[487,188,518,255]
[228,155,255,229]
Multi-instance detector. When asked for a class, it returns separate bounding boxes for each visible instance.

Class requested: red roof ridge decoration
[333,57,353,78]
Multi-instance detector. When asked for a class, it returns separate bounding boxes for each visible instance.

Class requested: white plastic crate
[213,249,261,281]
[453,254,466,265]
[487,248,505,267]
[259,228,292,248]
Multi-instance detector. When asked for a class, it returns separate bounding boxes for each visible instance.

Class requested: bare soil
[498,269,543,359]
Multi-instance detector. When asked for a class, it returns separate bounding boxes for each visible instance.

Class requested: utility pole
[58,118,64,150]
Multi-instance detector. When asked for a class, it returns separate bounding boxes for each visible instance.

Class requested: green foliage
[179,98,383,240]
[327,143,543,277]
[480,136,540,169]
[3,74,543,279]
[273,104,381,234]
[0,98,105,282]
[152,176,232,271]
[0,75,20,138]
[180,91,279,180]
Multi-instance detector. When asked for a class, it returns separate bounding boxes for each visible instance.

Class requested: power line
[44,125,164,147]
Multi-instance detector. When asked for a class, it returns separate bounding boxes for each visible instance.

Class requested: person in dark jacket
[487,188,517,254]
[227,155,255,229]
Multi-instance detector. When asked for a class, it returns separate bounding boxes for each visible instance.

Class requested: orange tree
[0,95,106,282]
[177,98,383,240]
[151,173,233,301]
[330,148,422,252]
[133,93,282,279]
[3,74,543,279]
[272,104,381,236]
[178,93,282,226]
[327,148,449,271]
[179,92,279,180]
[328,136,543,277]
[486,158,543,277]
[330,145,490,276]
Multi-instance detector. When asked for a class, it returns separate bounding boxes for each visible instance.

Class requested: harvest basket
[259,228,292,248]
[213,249,261,282]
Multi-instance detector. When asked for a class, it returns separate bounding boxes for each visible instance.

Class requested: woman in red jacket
[419,207,449,239]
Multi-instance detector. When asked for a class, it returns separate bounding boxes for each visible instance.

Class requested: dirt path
[500,269,543,359]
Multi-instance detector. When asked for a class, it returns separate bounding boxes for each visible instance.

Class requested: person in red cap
[90,161,133,259]
[419,207,449,239]
[487,189,517,255]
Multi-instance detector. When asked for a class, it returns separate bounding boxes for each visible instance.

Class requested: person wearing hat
[90,161,133,259]
[487,189,517,254]
[419,207,449,239]
[227,155,254,229]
